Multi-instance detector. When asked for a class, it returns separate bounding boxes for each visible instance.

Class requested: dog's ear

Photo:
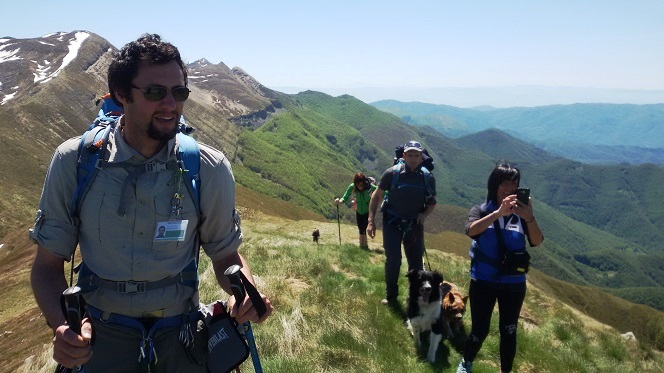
[448,292,456,303]
[406,269,418,278]
[433,272,443,285]
[462,296,469,305]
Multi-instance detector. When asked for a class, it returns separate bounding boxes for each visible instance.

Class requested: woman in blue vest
[335,172,377,249]
[457,162,543,373]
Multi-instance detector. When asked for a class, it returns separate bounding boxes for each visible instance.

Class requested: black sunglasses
[131,84,191,102]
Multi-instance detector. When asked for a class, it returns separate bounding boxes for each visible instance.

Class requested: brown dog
[440,281,468,339]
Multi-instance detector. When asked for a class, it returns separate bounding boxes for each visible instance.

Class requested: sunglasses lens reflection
[141,86,190,102]
[143,87,167,101]
[171,87,190,101]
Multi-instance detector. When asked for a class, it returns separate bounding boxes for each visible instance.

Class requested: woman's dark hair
[486,161,520,204]
[353,172,369,192]
[108,33,188,107]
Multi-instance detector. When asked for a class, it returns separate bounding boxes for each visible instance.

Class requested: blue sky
[3,0,663,106]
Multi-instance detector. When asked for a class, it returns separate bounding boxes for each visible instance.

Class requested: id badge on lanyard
[153,190,189,242]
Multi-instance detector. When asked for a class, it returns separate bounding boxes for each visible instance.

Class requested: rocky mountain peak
[0,31,111,106]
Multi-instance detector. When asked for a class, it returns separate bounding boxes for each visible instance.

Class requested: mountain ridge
[371,99,664,165]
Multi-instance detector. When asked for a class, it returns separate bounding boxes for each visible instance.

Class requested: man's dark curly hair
[108,33,188,107]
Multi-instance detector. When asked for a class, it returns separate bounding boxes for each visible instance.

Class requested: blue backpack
[70,95,200,221]
[70,95,201,293]
[388,159,434,200]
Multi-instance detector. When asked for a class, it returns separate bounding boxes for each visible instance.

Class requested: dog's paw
[406,321,414,337]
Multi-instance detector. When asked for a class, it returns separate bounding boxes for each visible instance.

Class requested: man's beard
[147,120,178,142]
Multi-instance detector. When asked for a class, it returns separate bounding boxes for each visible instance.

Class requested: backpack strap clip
[117,281,147,294]
[94,158,105,170]
[144,160,168,173]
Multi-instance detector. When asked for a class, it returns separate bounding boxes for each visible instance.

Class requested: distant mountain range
[276,85,664,109]
[1,31,663,313]
[371,100,664,165]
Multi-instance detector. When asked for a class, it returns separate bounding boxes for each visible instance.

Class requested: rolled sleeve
[198,144,243,261]
[340,183,354,203]
[29,138,81,259]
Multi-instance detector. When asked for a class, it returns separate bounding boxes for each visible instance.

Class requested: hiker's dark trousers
[463,279,527,373]
[382,213,424,300]
[356,212,369,234]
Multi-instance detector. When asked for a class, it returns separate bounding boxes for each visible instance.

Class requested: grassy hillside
[11,212,664,372]
[232,90,423,220]
[223,92,664,310]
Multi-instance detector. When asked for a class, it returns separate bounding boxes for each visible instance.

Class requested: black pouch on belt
[201,300,249,373]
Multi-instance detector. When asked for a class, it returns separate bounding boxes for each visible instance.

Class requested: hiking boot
[456,359,472,373]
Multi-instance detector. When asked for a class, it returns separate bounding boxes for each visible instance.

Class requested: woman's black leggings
[356,212,369,234]
[463,279,526,372]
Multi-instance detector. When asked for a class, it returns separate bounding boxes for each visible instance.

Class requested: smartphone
[516,188,530,205]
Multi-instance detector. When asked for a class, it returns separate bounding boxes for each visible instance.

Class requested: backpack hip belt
[383,207,418,232]
[85,271,199,294]
[76,259,199,294]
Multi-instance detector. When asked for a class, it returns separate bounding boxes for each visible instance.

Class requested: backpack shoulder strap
[70,117,117,222]
[390,160,404,190]
[420,166,431,191]
[176,132,201,218]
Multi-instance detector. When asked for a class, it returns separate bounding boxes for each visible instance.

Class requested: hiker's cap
[404,140,423,152]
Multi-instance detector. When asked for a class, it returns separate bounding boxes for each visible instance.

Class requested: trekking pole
[55,286,85,373]
[224,265,266,373]
[336,204,341,246]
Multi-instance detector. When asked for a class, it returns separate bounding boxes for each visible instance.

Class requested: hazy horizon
[274,85,664,108]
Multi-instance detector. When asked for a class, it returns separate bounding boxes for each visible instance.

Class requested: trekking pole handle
[55,286,84,373]
[63,286,83,335]
[224,264,246,304]
[223,265,264,373]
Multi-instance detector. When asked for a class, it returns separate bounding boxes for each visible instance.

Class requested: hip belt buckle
[117,280,146,294]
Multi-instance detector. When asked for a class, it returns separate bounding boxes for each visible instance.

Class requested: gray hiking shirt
[30,123,242,317]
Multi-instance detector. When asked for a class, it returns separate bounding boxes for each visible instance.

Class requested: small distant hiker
[335,172,377,250]
[367,141,437,306]
[312,228,320,244]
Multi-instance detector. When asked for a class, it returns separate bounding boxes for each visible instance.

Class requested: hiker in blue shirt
[367,140,437,306]
[457,162,543,373]
[335,172,377,249]
[29,34,272,371]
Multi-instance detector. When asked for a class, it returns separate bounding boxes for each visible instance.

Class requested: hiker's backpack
[393,144,434,172]
[70,95,200,221]
[387,159,434,202]
[69,95,202,293]
[468,203,530,277]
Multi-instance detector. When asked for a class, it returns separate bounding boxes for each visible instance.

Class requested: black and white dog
[405,269,444,363]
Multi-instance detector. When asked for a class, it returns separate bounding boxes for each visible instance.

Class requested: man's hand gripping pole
[55,286,86,373]
[224,265,266,373]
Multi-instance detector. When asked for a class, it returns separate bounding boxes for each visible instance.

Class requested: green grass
[204,217,664,372]
[8,213,664,372]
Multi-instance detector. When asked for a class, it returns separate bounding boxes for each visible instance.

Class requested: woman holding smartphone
[457,162,543,373]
